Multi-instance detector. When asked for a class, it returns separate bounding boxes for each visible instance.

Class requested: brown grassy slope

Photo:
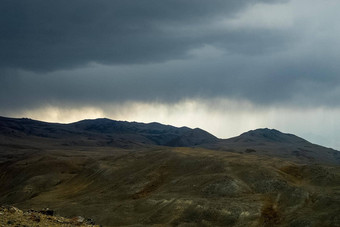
[0,144,339,226]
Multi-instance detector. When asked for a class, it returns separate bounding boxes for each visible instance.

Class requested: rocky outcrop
[0,206,99,227]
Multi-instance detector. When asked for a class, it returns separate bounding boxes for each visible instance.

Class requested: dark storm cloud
[1,0,340,113]
[1,47,340,111]
[0,0,286,71]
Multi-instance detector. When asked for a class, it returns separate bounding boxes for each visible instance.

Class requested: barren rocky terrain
[0,117,339,226]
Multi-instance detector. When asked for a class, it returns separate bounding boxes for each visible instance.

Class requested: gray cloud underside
[1,0,340,111]
[1,0,286,71]
[1,49,340,111]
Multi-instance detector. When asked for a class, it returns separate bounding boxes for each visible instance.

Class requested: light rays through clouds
[1,0,340,149]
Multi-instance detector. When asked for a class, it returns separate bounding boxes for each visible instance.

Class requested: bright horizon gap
[3,99,340,150]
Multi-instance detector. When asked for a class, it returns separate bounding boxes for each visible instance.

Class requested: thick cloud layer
[1,0,286,71]
[1,0,340,111]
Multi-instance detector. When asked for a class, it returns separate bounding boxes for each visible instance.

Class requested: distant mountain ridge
[0,116,339,164]
[235,128,308,143]
[0,116,218,147]
[204,128,340,165]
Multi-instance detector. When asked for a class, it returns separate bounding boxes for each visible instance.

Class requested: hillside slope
[0,116,218,148]
[0,147,339,226]
[203,128,340,165]
[0,117,339,226]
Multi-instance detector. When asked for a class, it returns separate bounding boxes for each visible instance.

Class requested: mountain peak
[237,128,307,143]
[244,128,280,134]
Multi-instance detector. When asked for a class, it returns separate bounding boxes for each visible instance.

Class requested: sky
[1,0,340,149]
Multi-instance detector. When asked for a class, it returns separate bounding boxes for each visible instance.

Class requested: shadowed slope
[204,128,340,165]
[0,116,218,148]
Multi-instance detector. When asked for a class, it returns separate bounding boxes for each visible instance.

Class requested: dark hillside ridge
[235,128,308,144]
[0,116,339,164]
[204,128,340,165]
[0,116,218,147]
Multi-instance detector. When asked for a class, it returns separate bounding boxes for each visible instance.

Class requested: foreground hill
[1,147,339,226]
[0,116,340,226]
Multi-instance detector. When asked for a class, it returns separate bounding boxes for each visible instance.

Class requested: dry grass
[0,145,339,226]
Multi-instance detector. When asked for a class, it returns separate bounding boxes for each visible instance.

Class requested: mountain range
[1,116,339,164]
